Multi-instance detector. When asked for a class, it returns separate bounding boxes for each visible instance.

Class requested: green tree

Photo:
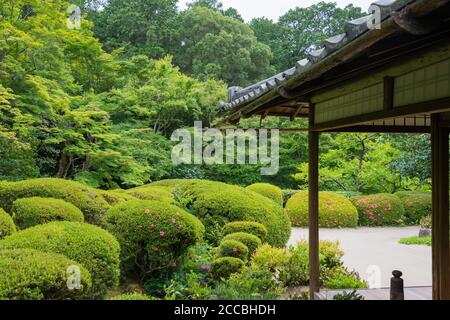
[176,6,275,86]
[294,133,400,193]
[251,2,363,71]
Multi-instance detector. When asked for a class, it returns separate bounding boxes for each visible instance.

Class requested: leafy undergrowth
[399,236,431,246]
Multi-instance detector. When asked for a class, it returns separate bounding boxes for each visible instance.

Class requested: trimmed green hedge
[125,185,173,203]
[395,191,431,225]
[174,180,291,247]
[246,183,283,205]
[217,239,249,262]
[149,179,188,189]
[222,221,268,242]
[222,232,262,256]
[351,194,404,226]
[100,190,136,206]
[211,257,245,279]
[0,249,92,300]
[0,221,120,299]
[0,178,110,225]
[285,192,358,228]
[105,200,204,279]
[0,208,16,239]
[11,197,84,229]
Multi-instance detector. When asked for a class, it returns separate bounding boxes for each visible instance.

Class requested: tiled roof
[221,0,418,114]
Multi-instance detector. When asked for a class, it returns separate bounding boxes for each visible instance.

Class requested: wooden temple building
[220,0,450,300]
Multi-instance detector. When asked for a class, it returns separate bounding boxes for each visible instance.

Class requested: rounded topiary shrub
[211,257,245,279]
[149,179,188,189]
[0,249,92,300]
[11,197,84,230]
[222,232,262,256]
[285,192,358,228]
[246,183,283,205]
[0,178,110,225]
[100,190,136,206]
[174,180,291,247]
[0,221,120,299]
[0,208,16,239]
[217,239,249,262]
[125,186,173,203]
[394,191,431,225]
[109,293,156,300]
[105,200,204,279]
[222,221,268,242]
[351,194,404,226]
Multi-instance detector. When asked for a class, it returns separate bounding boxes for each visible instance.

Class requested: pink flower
[232,247,238,253]
[159,231,165,237]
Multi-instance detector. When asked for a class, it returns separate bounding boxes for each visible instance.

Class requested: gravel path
[288,227,431,288]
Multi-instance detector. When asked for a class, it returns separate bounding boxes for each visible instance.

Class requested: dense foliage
[211,257,245,279]
[11,197,84,229]
[246,183,283,205]
[0,178,110,225]
[395,191,431,225]
[222,232,262,256]
[105,200,204,280]
[351,194,405,226]
[0,221,121,298]
[173,179,291,247]
[0,208,16,239]
[222,221,268,242]
[285,192,358,228]
[0,0,434,192]
[0,249,92,300]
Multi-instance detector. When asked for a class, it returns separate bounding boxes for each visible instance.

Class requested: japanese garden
[0,0,449,301]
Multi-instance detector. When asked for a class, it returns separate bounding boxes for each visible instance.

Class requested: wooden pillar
[431,113,450,300]
[309,104,320,299]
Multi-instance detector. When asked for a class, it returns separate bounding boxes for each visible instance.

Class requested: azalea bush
[395,191,431,225]
[173,179,291,247]
[285,192,358,228]
[11,197,84,229]
[125,185,174,203]
[0,208,16,239]
[211,257,245,280]
[351,194,404,226]
[222,232,262,256]
[0,249,92,300]
[246,183,283,205]
[105,200,205,280]
[222,221,268,242]
[0,178,110,225]
[0,221,120,299]
[217,240,249,262]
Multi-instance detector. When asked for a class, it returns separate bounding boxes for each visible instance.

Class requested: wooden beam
[328,125,430,133]
[291,105,304,121]
[431,113,450,300]
[384,76,394,111]
[312,97,450,131]
[308,104,320,299]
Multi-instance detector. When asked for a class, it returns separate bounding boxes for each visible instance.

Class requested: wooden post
[309,104,320,299]
[431,113,450,300]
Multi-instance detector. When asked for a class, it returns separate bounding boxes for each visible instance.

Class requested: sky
[178,0,375,22]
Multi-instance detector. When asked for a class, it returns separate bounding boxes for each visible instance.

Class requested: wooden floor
[316,287,432,300]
